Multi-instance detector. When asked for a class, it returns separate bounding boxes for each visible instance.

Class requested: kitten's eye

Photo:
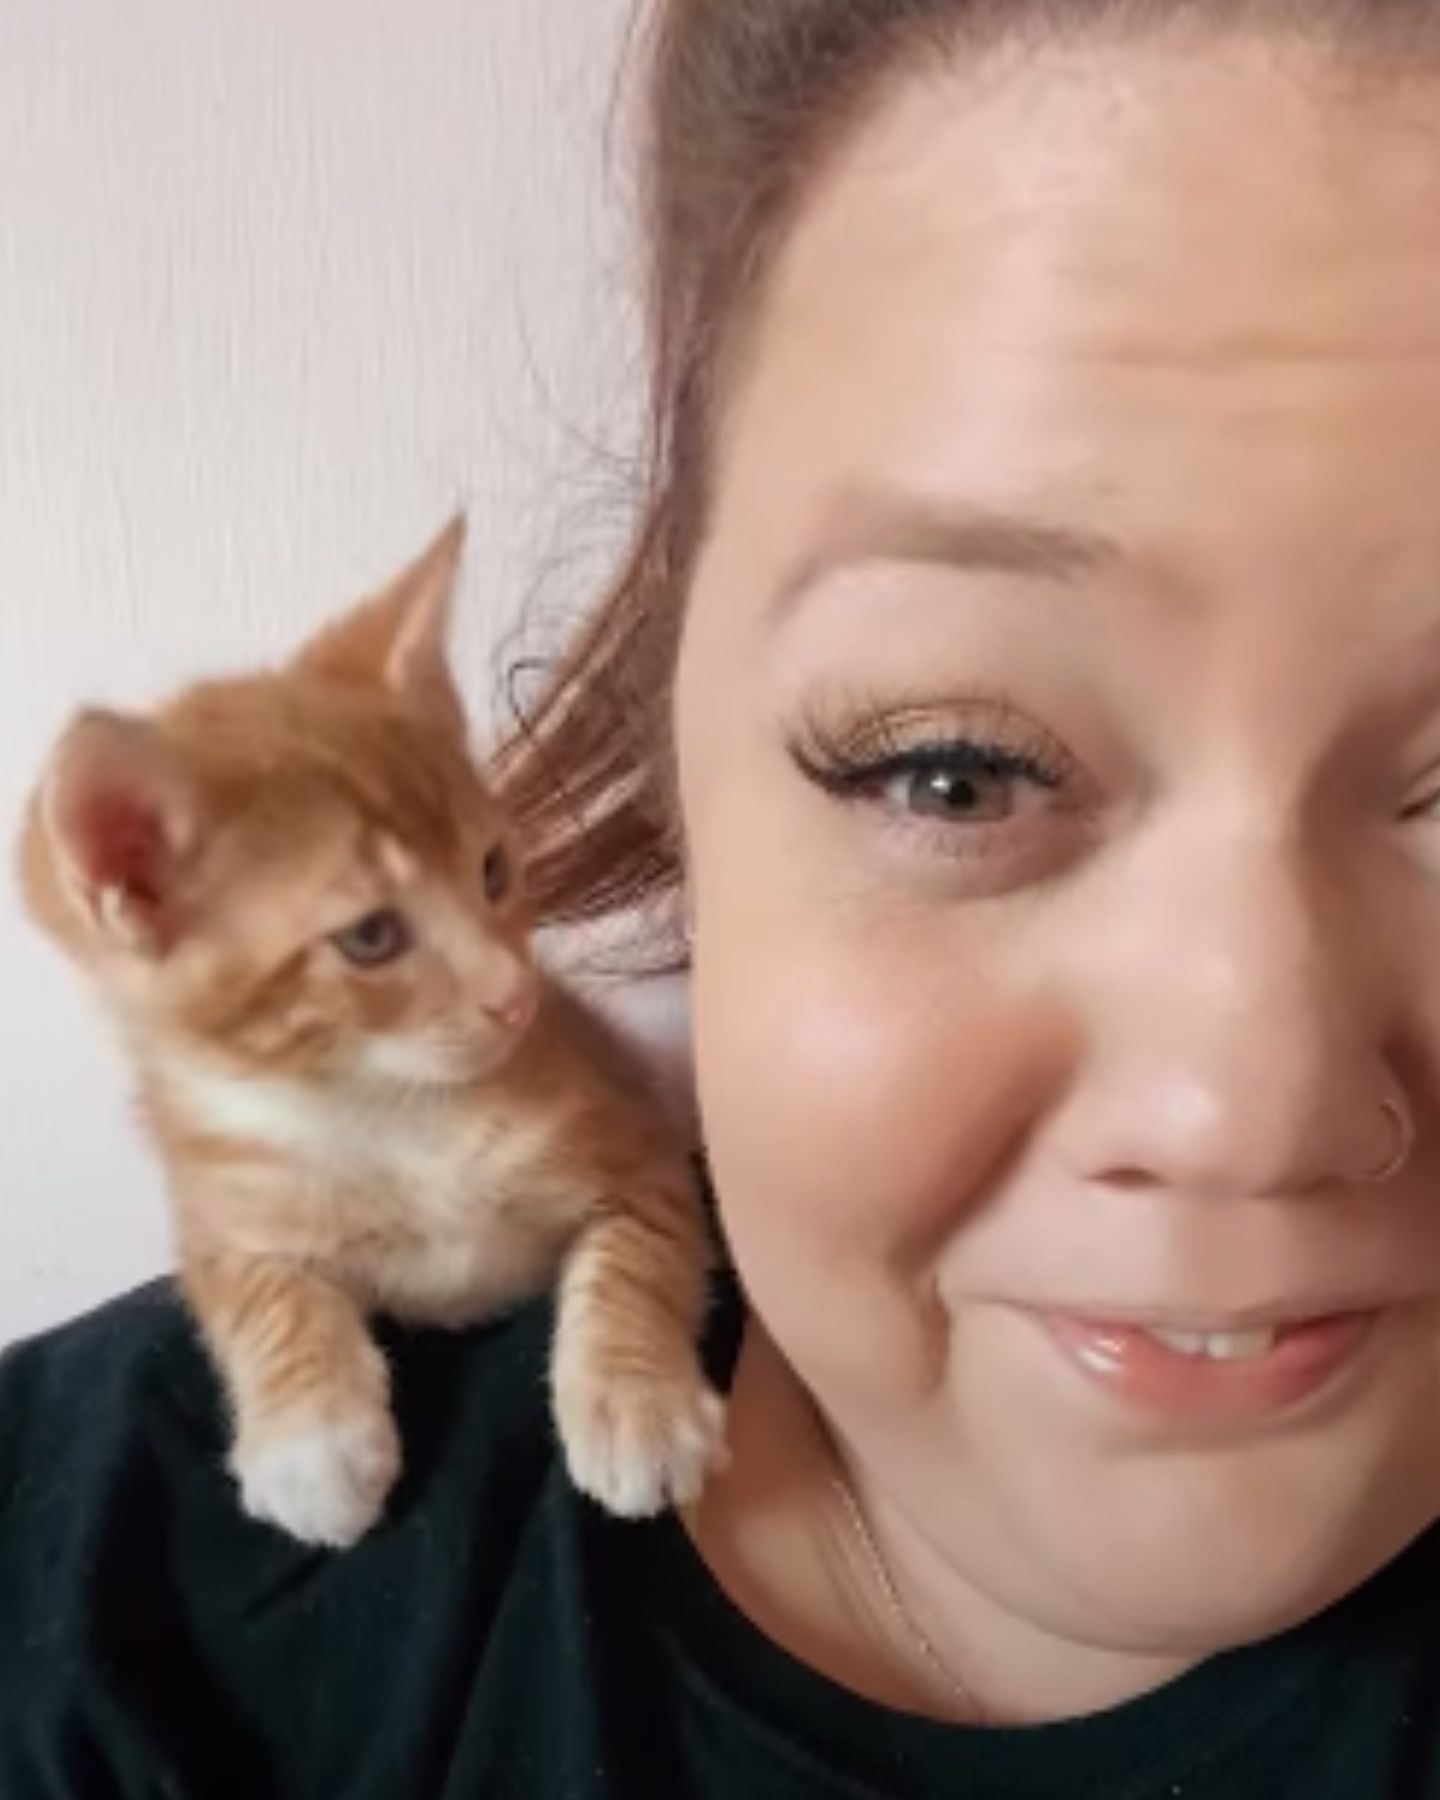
[482,844,512,904]
[1401,782,1440,824]
[331,908,413,968]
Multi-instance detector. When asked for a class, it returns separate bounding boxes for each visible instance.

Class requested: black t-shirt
[3,1282,1440,1799]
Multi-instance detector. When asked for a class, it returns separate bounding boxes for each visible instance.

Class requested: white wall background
[0,1,644,1344]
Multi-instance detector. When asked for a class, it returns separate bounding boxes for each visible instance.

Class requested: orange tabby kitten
[18,520,725,1548]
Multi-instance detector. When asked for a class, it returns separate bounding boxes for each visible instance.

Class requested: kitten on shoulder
[18,519,725,1548]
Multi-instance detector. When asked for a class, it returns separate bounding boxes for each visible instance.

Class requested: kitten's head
[20,518,541,1090]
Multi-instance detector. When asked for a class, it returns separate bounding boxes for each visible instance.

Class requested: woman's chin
[993,1426,1440,1658]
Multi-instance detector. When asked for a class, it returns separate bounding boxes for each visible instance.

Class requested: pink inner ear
[74,790,169,910]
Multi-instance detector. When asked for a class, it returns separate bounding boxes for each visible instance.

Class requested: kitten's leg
[182,1253,400,1550]
[551,1179,727,1518]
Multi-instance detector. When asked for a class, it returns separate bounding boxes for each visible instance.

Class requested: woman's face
[675,28,1440,1654]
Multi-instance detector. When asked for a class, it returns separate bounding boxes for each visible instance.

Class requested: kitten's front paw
[233,1406,401,1550]
[555,1363,728,1519]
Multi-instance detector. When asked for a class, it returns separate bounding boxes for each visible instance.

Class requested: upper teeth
[1145,1327,1279,1361]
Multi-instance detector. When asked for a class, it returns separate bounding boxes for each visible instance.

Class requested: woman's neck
[683,1321,1200,1726]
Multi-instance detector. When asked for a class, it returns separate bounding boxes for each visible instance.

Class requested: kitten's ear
[298,515,468,735]
[40,711,200,956]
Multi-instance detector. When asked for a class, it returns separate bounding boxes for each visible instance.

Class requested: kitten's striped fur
[18,520,724,1547]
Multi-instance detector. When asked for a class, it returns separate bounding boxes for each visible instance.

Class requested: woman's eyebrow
[771,497,1125,620]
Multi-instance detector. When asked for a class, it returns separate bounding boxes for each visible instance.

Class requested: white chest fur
[161,1059,482,1201]
[154,1056,580,1324]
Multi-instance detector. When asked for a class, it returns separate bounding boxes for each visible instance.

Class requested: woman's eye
[786,705,1096,887]
[482,844,512,904]
[794,734,1065,831]
[886,758,1025,824]
[330,908,413,968]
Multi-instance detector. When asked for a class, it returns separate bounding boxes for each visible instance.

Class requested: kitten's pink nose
[487,982,538,1035]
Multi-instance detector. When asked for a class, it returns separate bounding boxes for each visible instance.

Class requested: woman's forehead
[700,31,1440,611]
[757,31,1440,353]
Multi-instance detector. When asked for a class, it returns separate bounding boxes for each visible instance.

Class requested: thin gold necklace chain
[829,1468,983,1720]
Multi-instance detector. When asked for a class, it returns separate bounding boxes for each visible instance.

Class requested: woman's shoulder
[0,1281,563,1795]
[0,1277,558,1513]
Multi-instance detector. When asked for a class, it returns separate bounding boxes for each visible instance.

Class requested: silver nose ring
[1360,1096,1415,1186]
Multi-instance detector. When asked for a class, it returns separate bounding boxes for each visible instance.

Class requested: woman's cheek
[692,902,1071,1388]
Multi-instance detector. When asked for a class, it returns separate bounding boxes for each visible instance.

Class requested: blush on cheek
[694,932,1070,1404]
[698,944,1052,1244]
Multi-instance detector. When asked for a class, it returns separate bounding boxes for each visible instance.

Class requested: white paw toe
[557,1372,728,1519]
[234,1410,400,1550]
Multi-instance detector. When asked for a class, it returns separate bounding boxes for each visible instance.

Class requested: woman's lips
[1036,1309,1378,1423]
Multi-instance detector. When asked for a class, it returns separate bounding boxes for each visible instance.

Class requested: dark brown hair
[494,2,971,936]
[494,0,1428,942]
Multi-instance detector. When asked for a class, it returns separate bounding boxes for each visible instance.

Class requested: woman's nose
[1051,832,1404,1200]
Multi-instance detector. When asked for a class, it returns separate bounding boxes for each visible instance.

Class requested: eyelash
[794,698,1066,785]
